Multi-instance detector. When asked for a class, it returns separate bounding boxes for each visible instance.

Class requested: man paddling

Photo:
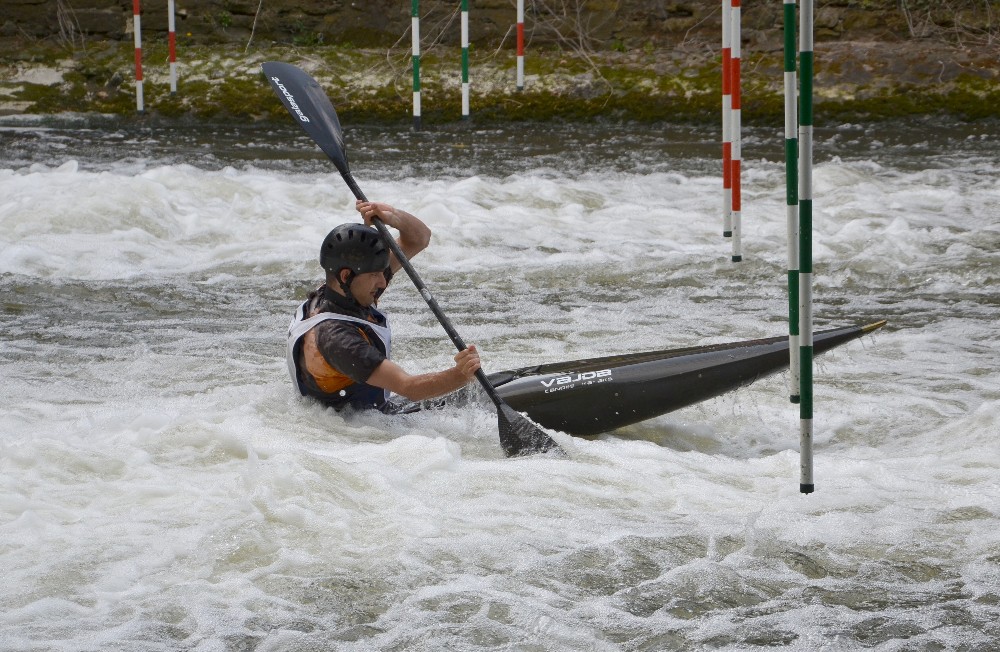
[287,201,482,412]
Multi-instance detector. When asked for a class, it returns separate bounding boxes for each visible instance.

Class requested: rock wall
[2,0,126,39]
[2,0,964,51]
[2,1,998,121]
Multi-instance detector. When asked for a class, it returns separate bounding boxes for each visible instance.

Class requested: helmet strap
[338,269,357,303]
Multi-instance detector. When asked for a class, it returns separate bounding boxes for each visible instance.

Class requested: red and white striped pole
[167,0,177,94]
[721,0,732,238]
[516,0,525,91]
[132,0,144,112]
[731,0,743,262]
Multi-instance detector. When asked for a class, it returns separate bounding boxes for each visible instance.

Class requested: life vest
[286,298,393,410]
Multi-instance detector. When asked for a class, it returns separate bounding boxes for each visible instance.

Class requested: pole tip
[861,320,888,334]
[800,483,814,494]
[731,255,743,263]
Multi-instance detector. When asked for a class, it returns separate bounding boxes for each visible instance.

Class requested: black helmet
[320,223,389,276]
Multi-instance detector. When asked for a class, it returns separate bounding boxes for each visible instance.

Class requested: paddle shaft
[341,172,503,409]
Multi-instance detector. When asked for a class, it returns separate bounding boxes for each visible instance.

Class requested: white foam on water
[1,121,998,650]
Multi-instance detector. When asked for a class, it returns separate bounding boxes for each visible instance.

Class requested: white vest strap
[286,300,392,401]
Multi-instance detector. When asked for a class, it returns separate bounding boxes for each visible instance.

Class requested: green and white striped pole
[516,0,525,90]
[461,0,470,119]
[799,0,815,495]
[785,0,800,404]
[411,0,422,130]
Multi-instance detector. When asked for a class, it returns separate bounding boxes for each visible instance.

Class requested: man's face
[347,270,387,307]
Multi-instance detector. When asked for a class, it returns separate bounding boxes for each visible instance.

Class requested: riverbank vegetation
[1,0,998,124]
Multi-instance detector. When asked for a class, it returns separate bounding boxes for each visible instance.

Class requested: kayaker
[287,200,481,412]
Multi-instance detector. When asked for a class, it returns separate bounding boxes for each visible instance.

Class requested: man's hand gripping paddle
[262,61,563,458]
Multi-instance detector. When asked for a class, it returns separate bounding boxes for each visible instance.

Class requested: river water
[1,113,998,651]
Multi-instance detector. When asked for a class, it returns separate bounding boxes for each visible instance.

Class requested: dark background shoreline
[2,1,999,123]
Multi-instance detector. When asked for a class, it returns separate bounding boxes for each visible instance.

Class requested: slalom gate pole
[411,0,422,130]
[799,0,815,494]
[461,0,470,119]
[167,0,177,93]
[730,0,743,262]
[516,0,525,90]
[133,0,144,112]
[721,0,732,238]
[785,0,800,404]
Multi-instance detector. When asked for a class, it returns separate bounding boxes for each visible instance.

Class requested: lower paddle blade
[497,404,563,457]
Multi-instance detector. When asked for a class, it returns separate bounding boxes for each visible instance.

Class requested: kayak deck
[482,321,886,436]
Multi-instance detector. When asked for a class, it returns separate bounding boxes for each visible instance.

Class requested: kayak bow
[485,321,886,436]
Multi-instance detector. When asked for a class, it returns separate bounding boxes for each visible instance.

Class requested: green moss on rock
[1,40,998,124]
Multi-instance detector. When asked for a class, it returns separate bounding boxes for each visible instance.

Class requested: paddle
[261,61,562,458]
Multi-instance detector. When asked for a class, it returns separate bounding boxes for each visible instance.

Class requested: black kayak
[467,321,887,437]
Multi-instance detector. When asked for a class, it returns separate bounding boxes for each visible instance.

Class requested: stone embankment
[1,1,998,122]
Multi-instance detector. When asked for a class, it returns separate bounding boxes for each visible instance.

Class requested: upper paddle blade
[261,61,351,175]
[497,404,563,457]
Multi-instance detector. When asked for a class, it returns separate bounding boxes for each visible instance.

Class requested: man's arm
[366,345,481,402]
[356,201,431,273]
